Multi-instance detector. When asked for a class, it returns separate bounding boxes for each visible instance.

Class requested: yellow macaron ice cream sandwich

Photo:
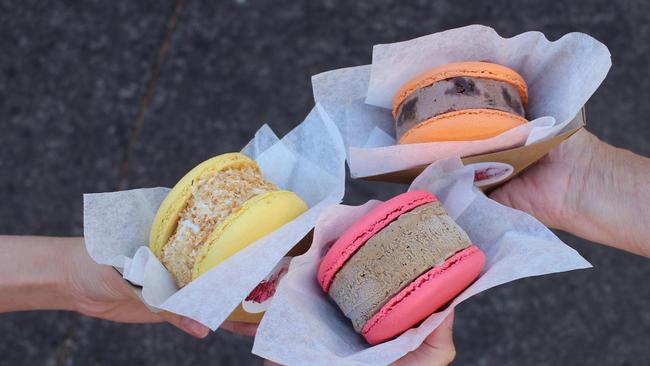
[149,152,307,322]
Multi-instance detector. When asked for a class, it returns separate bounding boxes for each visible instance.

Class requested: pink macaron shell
[361,245,486,345]
[317,190,437,292]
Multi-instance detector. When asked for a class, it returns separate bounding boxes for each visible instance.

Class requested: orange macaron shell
[392,61,529,118]
[397,108,527,144]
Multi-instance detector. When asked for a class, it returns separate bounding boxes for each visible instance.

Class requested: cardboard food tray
[363,107,586,190]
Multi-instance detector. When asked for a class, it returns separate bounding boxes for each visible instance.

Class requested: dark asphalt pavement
[1,1,649,365]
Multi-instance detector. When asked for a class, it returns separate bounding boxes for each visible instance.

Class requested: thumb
[393,310,456,366]
[423,311,456,360]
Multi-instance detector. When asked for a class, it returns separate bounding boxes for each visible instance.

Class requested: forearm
[0,236,78,312]
[0,236,212,337]
[562,139,650,257]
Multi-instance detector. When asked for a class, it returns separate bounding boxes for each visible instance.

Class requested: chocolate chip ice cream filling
[395,77,525,140]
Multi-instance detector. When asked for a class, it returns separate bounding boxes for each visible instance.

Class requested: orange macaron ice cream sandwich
[392,61,529,144]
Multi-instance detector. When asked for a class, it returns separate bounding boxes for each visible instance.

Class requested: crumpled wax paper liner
[252,157,591,365]
[312,24,611,178]
[83,104,346,329]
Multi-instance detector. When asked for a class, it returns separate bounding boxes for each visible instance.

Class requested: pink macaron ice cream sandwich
[317,190,485,345]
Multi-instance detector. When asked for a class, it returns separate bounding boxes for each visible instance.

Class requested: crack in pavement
[54,1,186,365]
[116,0,186,190]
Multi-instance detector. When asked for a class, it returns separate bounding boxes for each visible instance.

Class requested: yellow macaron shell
[191,190,308,280]
[149,153,259,258]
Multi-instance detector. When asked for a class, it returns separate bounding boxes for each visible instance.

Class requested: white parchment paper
[83,105,346,330]
[252,158,591,365]
[312,25,611,178]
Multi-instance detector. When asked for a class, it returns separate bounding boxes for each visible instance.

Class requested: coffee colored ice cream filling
[328,201,472,332]
[395,77,525,140]
[161,166,277,287]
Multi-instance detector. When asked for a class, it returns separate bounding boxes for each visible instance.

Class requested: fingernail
[180,317,210,338]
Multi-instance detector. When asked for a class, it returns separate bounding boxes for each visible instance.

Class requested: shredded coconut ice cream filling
[161,166,278,287]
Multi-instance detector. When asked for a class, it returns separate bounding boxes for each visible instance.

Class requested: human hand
[63,237,259,338]
[489,129,650,257]
[489,129,597,230]
[0,235,258,338]
[262,311,456,366]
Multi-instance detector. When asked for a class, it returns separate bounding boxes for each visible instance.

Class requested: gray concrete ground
[1,1,649,365]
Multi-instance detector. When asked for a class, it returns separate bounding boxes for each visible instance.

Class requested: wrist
[58,238,87,312]
[555,131,612,233]
[547,130,601,232]
[557,131,600,232]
